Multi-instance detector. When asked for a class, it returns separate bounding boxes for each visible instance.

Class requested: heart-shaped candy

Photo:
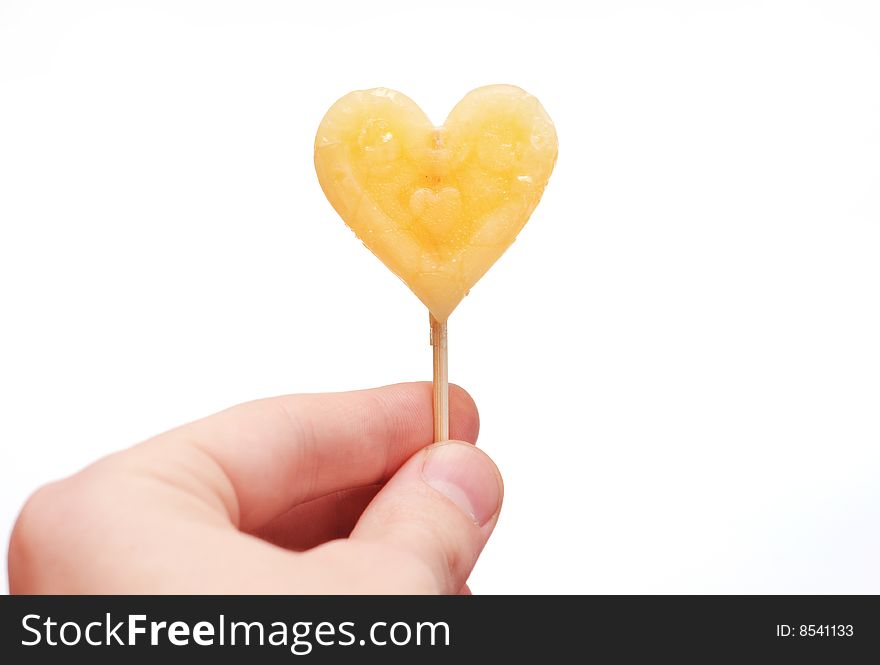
[314,85,557,321]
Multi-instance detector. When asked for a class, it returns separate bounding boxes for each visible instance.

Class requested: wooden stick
[430,313,449,442]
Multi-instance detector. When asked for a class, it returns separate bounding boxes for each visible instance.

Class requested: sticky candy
[315,85,557,322]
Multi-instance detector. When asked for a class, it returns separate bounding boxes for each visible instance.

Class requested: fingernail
[421,443,501,526]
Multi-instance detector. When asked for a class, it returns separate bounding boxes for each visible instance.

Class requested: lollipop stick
[430,313,449,442]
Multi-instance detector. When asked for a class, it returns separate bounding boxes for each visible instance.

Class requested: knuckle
[13,481,69,547]
[9,467,119,593]
[10,466,110,559]
[8,480,75,584]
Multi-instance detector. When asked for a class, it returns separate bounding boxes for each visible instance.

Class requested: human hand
[8,383,502,594]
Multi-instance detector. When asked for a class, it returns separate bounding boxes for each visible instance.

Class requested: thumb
[350,441,503,594]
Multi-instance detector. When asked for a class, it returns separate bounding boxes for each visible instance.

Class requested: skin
[7,382,502,594]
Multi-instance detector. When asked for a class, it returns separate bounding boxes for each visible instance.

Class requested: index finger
[139,382,479,531]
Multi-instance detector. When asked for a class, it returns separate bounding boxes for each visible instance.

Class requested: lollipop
[315,85,557,441]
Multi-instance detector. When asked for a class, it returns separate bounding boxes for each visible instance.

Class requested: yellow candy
[314,85,557,322]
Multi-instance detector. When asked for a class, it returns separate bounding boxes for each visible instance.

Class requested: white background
[2,0,879,594]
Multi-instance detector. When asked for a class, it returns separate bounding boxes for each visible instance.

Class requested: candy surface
[315,85,557,321]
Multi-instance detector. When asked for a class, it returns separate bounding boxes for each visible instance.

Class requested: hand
[8,383,502,594]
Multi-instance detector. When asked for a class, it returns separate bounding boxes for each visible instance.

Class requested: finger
[137,382,479,530]
[252,484,381,551]
[460,583,472,595]
[350,441,503,594]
